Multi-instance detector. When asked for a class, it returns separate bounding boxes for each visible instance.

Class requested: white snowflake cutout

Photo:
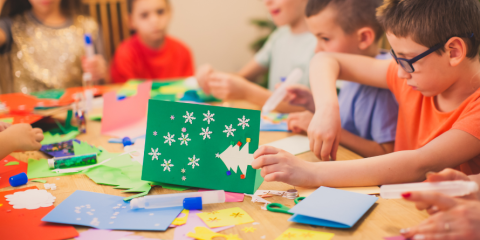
[203,111,215,124]
[183,111,196,124]
[200,127,212,140]
[178,133,191,146]
[163,132,176,146]
[223,124,236,137]
[238,115,250,130]
[148,148,161,160]
[188,155,200,169]
[161,159,174,172]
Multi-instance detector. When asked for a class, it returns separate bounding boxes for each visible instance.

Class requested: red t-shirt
[111,35,194,83]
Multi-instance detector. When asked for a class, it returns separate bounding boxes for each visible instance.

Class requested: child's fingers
[330,136,340,160]
[321,138,334,161]
[252,155,280,170]
[313,140,323,160]
[264,172,288,182]
[402,192,458,211]
[260,163,282,178]
[253,145,280,158]
[426,168,469,182]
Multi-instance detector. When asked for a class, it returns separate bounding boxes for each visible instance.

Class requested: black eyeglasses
[390,33,475,73]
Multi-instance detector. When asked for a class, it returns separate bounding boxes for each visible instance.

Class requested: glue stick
[380,180,479,199]
[130,190,225,210]
[48,153,98,169]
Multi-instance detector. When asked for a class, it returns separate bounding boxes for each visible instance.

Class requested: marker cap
[183,197,203,210]
[9,172,28,187]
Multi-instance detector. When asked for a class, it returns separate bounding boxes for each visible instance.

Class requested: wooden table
[2,99,428,240]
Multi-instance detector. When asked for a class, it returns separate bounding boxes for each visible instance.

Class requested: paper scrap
[0,117,14,123]
[186,227,242,240]
[173,209,234,240]
[4,161,19,166]
[31,179,47,183]
[172,209,190,226]
[275,228,334,240]
[5,189,56,209]
[242,227,256,233]
[196,207,254,228]
[264,135,310,155]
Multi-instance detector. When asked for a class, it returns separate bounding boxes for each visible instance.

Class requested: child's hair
[305,0,384,42]
[0,0,84,18]
[377,0,480,59]
[127,0,170,14]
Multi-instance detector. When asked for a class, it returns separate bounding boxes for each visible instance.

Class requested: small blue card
[42,190,183,231]
[260,113,289,132]
[288,187,378,228]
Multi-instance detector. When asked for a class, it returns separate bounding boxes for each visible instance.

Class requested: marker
[380,180,479,199]
[262,68,303,114]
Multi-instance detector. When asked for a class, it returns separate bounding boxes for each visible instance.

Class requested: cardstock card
[264,135,310,155]
[42,190,183,231]
[260,113,289,132]
[0,155,28,188]
[101,81,151,139]
[288,187,378,228]
[0,187,79,240]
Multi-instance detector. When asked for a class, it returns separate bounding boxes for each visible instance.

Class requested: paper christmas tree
[142,100,263,194]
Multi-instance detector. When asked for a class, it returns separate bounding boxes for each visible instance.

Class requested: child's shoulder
[164,35,192,54]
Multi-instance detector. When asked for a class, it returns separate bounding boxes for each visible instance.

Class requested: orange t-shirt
[110,35,194,83]
[387,60,480,175]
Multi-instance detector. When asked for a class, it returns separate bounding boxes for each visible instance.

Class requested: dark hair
[127,0,169,14]
[0,0,84,18]
[377,0,480,59]
[305,0,384,42]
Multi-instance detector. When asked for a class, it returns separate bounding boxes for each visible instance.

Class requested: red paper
[0,93,58,112]
[0,156,28,188]
[58,86,108,105]
[0,186,79,240]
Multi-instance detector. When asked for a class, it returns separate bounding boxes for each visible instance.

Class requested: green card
[142,100,263,194]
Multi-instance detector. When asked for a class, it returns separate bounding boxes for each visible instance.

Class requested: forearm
[310,53,340,112]
[340,129,393,158]
[243,82,304,113]
[237,60,268,82]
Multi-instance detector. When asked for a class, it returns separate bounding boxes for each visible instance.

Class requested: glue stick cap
[9,172,28,187]
[183,197,202,210]
[47,158,56,169]
[122,137,133,147]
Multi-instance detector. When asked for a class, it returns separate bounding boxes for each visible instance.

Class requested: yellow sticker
[196,207,254,228]
[186,227,243,240]
[171,209,189,226]
[242,227,256,233]
[275,228,334,240]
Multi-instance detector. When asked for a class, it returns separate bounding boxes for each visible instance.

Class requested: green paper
[123,191,149,202]
[41,130,80,145]
[4,161,19,166]
[116,182,152,193]
[84,166,131,186]
[0,118,14,124]
[73,141,102,156]
[152,182,191,191]
[142,100,263,194]
[31,179,47,183]
[31,89,65,99]
[27,158,78,178]
[88,114,103,121]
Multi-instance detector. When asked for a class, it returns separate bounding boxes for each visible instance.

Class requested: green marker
[48,153,98,169]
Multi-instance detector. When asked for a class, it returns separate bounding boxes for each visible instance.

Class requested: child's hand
[287,111,313,134]
[308,106,341,161]
[82,55,107,82]
[207,72,247,100]
[3,124,44,151]
[285,85,315,112]
[0,122,11,132]
[196,64,214,94]
[252,146,319,187]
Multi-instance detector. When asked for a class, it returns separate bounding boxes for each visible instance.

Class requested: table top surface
[1,90,428,240]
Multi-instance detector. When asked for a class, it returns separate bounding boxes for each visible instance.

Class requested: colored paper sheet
[88,113,103,121]
[174,210,234,240]
[0,113,44,124]
[153,182,191,191]
[0,117,13,123]
[4,161,19,166]
[57,86,107,106]
[142,100,263,194]
[0,155,28,188]
[0,187,79,240]
[40,140,78,157]
[42,190,183,231]
[172,209,190,226]
[101,81,151,138]
[288,187,378,228]
[0,93,58,112]
[31,89,66,100]
[186,227,241,240]
[264,135,310,155]
[199,189,244,202]
[73,140,102,156]
[275,228,334,240]
[260,113,289,132]
[196,207,254,228]
[31,179,47,183]
[384,237,407,240]
[75,229,160,240]
[297,186,381,197]
[41,130,80,145]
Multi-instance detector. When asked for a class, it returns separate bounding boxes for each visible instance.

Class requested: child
[196,0,316,112]
[286,0,398,158]
[252,0,480,187]
[0,0,107,94]
[110,0,194,83]
[0,123,44,160]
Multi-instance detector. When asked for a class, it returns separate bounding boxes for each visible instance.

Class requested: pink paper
[76,229,159,240]
[384,236,408,240]
[174,210,234,240]
[199,189,245,202]
[101,81,151,138]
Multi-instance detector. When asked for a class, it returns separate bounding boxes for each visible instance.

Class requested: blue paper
[288,187,378,228]
[42,190,183,231]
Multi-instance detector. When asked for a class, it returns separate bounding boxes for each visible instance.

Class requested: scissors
[266,197,305,215]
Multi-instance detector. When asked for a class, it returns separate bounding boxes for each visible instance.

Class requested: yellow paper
[275,228,334,240]
[242,227,256,233]
[172,209,189,226]
[196,207,254,228]
[297,186,380,197]
[159,86,188,94]
[186,227,243,240]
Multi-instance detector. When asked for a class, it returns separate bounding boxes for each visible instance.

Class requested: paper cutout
[186,227,230,240]
[41,130,80,145]
[56,86,107,106]
[0,93,57,112]
[197,207,254,228]
[101,81,151,138]
[275,228,334,240]
[297,186,381,197]
[0,187,79,240]
[5,189,55,209]
[88,113,103,121]
[199,189,245,202]
[42,190,183,231]
[142,100,263,194]
[260,113,289,132]
[75,229,160,240]
[242,227,256,233]
[264,135,310,155]
[173,209,234,240]
[288,187,378,228]
[0,155,28,188]
[31,179,47,183]
[0,117,13,123]
[172,209,190,226]
[4,161,19,166]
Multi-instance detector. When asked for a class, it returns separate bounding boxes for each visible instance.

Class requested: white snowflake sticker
[178,133,191,146]
[203,110,215,124]
[163,132,176,146]
[153,131,158,136]
[148,148,161,160]
[223,124,236,137]
[183,111,196,124]
[215,153,220,158]
[182,176,187,181]
[181,168,186,173]
[200,127,212,140]
[170,115,175,120]
[188,155,200,169]
[161,159,174,172]
[238,115,250,130]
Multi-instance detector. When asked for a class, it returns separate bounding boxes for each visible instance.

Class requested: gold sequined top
[0,12,100,94]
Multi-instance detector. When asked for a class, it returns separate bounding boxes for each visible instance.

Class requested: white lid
[47,158,55,169]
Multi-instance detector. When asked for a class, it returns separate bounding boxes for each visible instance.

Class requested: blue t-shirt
[338,51,398,144]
